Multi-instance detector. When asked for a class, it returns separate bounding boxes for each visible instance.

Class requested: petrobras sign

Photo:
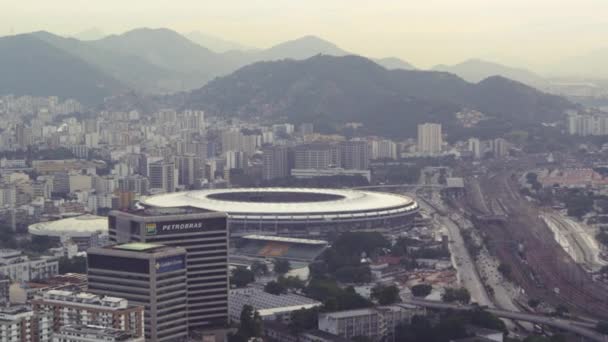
[146,220,205,236]
[155,255,185,273]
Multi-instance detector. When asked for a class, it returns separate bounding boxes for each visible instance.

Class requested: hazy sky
[3,0,607,69]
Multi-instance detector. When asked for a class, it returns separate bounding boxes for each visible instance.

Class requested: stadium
[236,235,329,262]
[28,215,108,251]
[141,188,419,238]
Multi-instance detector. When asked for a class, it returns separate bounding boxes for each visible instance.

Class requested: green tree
[289,307,319,334]
[231,267,255,288]
[26,235,56,253]
[528,298,541,309]
[371,284,401,305]
[596,321,608,335]
[250,261,269,276]
[411,284,432,298]
[273,259,291,275]
[0,226,17,249]
[554,304,569,317]
[236,305,263,339]
[442,287,471,304]
[470,309,507,333]
[497,263,512,279]
[264,281,286,295]
[58,256,87,274]
[278,276,305,290]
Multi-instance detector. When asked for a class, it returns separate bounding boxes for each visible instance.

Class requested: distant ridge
[0,34,127,104]
[184,55,572,138]
[433,59,546,87]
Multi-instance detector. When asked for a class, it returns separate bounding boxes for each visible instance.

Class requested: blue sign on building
[155,255,185,273]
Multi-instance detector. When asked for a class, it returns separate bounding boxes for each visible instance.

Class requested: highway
[404,298,608,342]
[416,195,493,307]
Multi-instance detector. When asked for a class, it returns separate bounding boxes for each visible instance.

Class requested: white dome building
[28,215,108,251]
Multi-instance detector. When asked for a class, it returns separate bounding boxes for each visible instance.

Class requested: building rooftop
[114,206,223,218]
[113,243,164,252]
[230,287,321,317]
[142,187,416,215]
[37,290,129,309]
[446,177,465,188]
[320,308,378,319]
[242,234,328,245]
[28,214,108,238]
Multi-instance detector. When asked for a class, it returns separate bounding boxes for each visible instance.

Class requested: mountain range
[0,28,420,103]
[183,55,573,138]
[185,31,254,53]
[433,59,547,88]
[0,34,127,105]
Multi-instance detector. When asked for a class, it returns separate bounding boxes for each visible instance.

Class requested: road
[416,196,493,307]
[405,298,608,342]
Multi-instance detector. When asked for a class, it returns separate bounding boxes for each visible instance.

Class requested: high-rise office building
[262,146,290,180]
[340,140,370,170]
[87,243,188,342]
[417,123,443,155]
[148,159,176,193]
[108,208,229,332]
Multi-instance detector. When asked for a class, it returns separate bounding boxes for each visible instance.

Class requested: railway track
[469,172,608,320]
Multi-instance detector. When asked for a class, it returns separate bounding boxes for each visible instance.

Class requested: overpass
[404,298,606,341]
[352,184,446,190]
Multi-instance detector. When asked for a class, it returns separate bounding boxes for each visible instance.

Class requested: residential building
[148,159,176,193]
[370,139,397,160]
[294,144,333,170]
[417,123,443,155]
[108,208,229,332]
[318,304,425,342]
[32,290,144,339]
[174,154,203,187]
[225,150,246,170]
[87,243,188,342]
[0,305,51,342]
[468,138,481,159]
[262,146,290,180]
[291,168,371,182]
[0,249,58,282]
[51,325,145,342]
[340,140,370,170]
[492,138,509,158]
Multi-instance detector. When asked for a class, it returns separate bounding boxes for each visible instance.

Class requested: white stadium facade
[28,214,108,250]
[140,188,419,238]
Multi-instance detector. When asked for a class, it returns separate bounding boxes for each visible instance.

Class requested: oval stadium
[28,214,108,250]
[141,188,419,237]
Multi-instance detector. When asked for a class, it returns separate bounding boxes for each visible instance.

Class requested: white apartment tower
[417,123,443,155]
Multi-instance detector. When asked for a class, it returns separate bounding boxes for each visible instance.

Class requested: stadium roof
[242,235,328,245]
[28,215,107,238]
[141,188,416,215]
